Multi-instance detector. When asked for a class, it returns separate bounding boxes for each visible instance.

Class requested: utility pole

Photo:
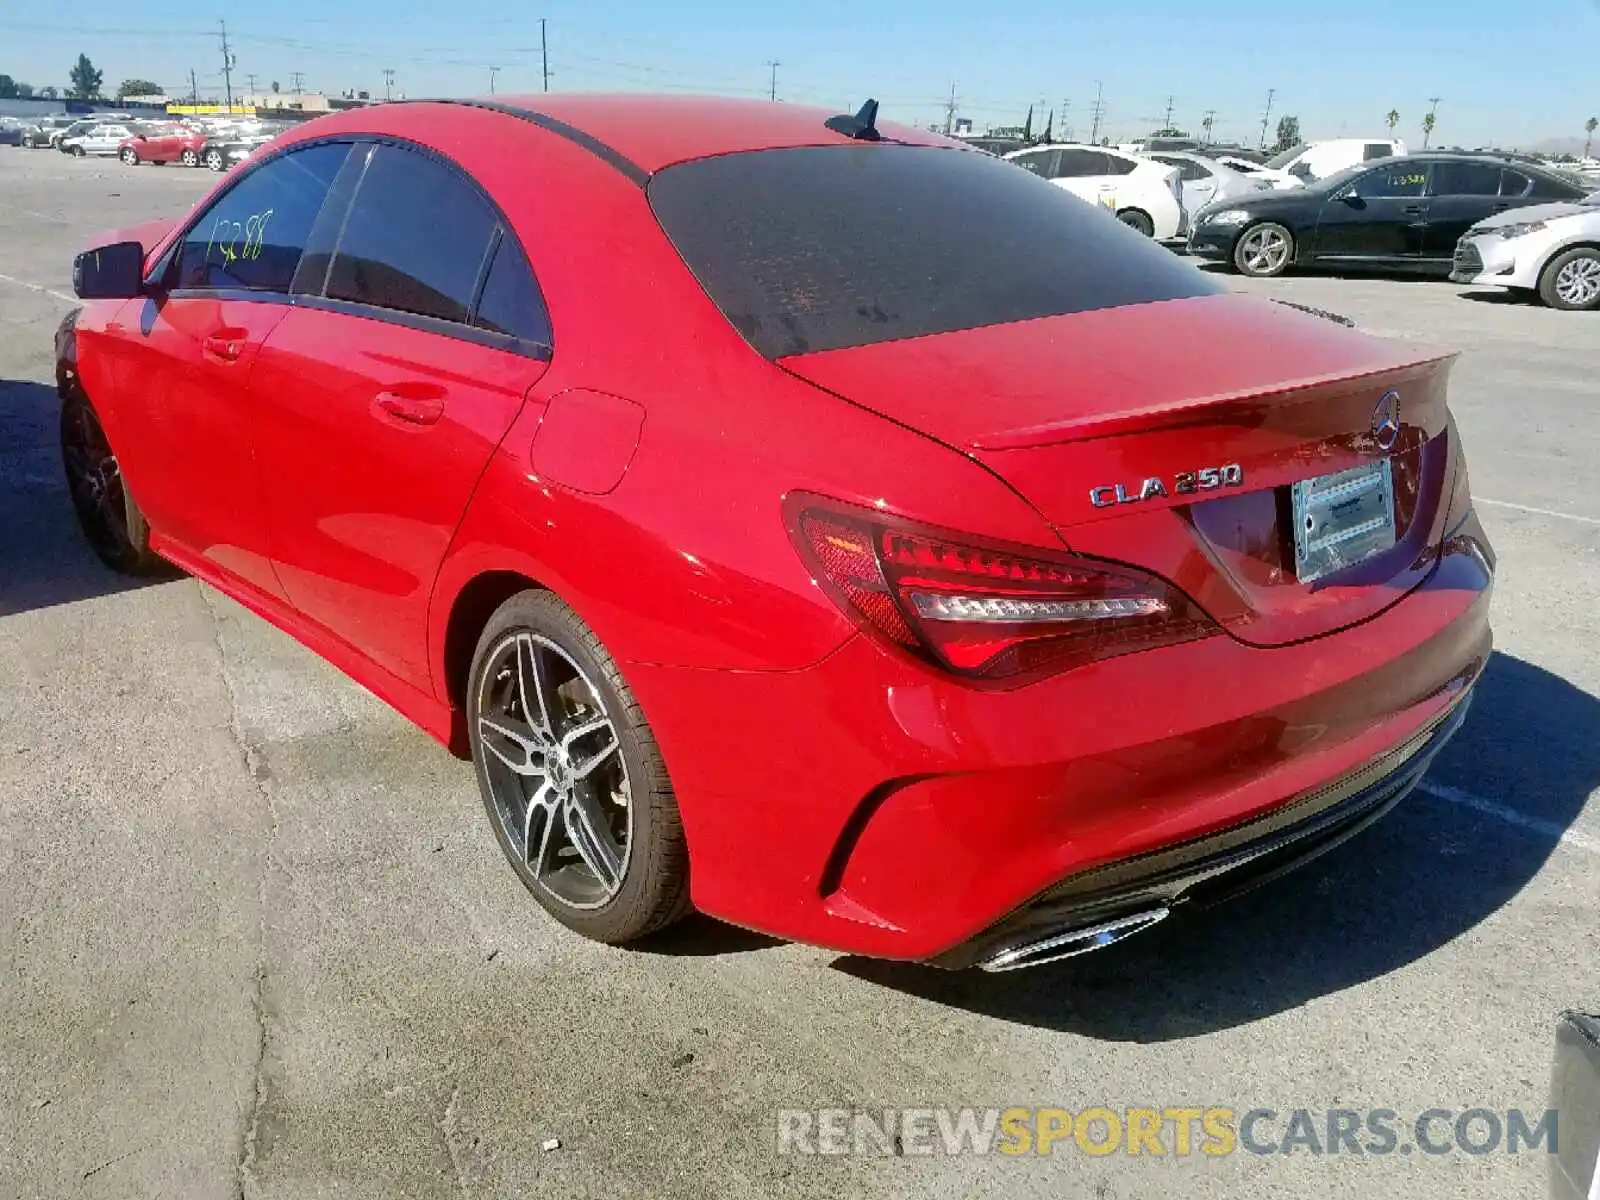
[943,82,957,136]
[765,59,780,102]
[1162,94,1175,130]
[1088,80,1105,144]
[290,71,305,93]
[540,18,550,93]
[1060,97,1071,141]
[1202,108,1216,142]
[189,68,199,104]
[383,68,395,101]
[1257,87,1276,148]
[219,20,235,112]
[488,66,499,94]
[245,72,257,96]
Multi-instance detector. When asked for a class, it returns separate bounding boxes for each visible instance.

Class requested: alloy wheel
[1239,225,1291,275]
[1554,257,1600,308]
[61,402,132,560]
[475,632,632,911]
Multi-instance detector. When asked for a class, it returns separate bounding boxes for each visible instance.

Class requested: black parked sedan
[1188,153,1590,278]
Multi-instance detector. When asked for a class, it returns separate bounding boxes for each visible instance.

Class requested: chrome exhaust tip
[978,907,1171,972]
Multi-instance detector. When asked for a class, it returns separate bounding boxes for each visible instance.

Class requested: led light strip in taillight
[908,593,1169,622]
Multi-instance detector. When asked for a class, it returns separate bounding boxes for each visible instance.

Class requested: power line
[765,59,780,102]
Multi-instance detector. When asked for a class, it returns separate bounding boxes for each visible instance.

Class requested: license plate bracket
[1291,460,1397,584]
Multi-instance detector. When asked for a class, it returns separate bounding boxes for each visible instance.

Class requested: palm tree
[1421,111,1436,148]
[1586,116,1598,161]
[1386,109,1399,133]
[1201,113,1214,142]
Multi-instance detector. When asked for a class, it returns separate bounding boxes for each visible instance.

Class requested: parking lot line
[0,271,74,304]
[1475,497,1600,527]
[1420,781,1600,857]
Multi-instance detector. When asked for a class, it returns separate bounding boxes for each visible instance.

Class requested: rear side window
[649,144,1222,359]
[327,144,498,324]
[1102,153,1138,177]
[174,142,350,292]
[1363,143,1394,161]
[1431,161,1501,196]
[472,236,552,346]
[1054,148,1109,177]
[1500,170,1532,197]
[1009,150,1057,178]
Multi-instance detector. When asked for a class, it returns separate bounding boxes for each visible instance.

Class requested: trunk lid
[779,293,1460,647]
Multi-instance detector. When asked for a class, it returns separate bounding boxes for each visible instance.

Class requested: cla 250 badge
[1089,463,1244,508]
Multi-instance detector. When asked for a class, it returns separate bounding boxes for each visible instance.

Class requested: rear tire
[1538,248,1600,311]
[70,145,85,158]
[60,395,167,575]
[467,590,692,945]
[181,148,199,167]
[1233,221,1295,277]
[1117,208,1156,237]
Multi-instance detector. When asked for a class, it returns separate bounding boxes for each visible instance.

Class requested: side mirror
[1336,187,1361,204]
[72,241,146,300]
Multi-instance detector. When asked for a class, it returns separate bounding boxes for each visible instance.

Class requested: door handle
[1492,202,1510,212]
[371,389,445,427]
[1402,204,1425,215]
[202,328,249,362]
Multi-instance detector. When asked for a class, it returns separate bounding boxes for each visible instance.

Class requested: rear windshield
[648,144,1221,358]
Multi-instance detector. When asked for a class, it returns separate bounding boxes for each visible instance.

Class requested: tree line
[0,55,160,102]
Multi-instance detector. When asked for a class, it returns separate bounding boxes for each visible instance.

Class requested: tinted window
[327,145,498,324]
[1054,149,1109,177]
[1500,170,1532,197]
[1430,161,1502,196]
[1102,153,1138,177]
[1008,151,1057,178]
[1155,157,1211,182]
[1356,166,1428,198]
[649,145,1222,358]
[174,142,350,292]
[1363,143,1394,161]
[473,236,552,346]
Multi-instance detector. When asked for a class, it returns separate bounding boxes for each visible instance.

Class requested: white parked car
[1213,154,1304,190]
[1004,144,1186,239]
[60,123,140,157]
[1145,151,1270,215]
[1264,137,1407,185]
[1451,193,1600,310]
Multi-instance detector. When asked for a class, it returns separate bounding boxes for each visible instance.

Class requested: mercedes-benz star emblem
[1372,390,1401,451]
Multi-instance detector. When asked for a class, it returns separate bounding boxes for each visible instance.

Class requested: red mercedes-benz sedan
[58,95,1492,970]
[117,123,208,167]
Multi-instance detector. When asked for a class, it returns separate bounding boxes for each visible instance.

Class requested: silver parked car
[1146,150,1271,219]
[1451,192,1600,310]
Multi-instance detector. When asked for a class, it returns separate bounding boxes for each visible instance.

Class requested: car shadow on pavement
[1457,289,1532,306]
[0,378,169,617]
[633,914,786,958]
[832,650,1595,1041]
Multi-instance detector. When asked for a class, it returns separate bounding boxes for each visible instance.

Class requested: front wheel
[180,148,199,167]
[1117,208,1156,237]
[1539,248,1600,311]
[467,590,691,944]
[70,145,86,158]
[204,148,225,171]
[1234,222,1295,277]
[60,395,166,574]
[120,147,139,165]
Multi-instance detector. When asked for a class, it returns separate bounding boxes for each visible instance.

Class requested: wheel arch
[436,567,549,751]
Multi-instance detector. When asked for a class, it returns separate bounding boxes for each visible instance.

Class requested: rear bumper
[626,521,1494,962]
[931,694,1469,969]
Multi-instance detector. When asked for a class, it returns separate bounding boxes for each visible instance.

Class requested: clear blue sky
[8,0,1600,149]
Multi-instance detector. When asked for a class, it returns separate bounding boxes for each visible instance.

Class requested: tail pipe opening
[978,907,1171,972]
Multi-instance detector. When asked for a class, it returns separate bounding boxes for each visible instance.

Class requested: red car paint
[66,96,1492,962]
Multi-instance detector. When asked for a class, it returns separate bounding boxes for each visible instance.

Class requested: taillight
[786,495,1217,683]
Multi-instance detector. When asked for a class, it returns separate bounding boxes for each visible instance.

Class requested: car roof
[450,94,955,174]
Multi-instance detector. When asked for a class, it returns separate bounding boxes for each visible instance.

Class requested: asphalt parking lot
[1,147,1596,1200]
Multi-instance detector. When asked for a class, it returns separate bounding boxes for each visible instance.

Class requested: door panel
[1420,160,1509,259]
[107,295,292,596]
[1314,165,1431,259]
[250,309,546,686]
